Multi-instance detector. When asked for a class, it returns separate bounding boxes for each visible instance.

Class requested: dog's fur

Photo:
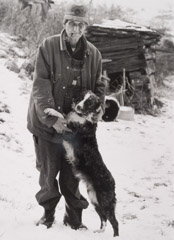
[45,91,119,237]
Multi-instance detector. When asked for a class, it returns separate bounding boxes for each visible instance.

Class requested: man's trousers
[33,135,89,226]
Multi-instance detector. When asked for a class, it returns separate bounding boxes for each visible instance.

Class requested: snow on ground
[0,36,174,240]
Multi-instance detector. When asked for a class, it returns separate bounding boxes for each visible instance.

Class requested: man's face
[64,20,87,46]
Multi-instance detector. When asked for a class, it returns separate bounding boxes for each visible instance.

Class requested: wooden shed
[86,19,161,112]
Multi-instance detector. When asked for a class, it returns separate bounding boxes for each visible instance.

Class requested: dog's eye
[88,95,94,100]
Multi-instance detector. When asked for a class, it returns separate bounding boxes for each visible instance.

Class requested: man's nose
[73,24,80,32]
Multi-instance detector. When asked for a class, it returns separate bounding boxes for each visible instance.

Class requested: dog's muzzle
[75,103,83,115]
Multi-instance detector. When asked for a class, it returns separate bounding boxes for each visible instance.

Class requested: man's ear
[63,19,68,27]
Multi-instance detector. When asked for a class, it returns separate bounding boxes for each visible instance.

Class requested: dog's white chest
[87,183,98,205]
[63,141,75,164]
[66,112,86,125]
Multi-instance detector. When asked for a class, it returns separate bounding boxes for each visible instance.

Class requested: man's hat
[63,4,89,25]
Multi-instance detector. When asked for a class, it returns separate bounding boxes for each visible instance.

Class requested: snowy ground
[0,35,174,240]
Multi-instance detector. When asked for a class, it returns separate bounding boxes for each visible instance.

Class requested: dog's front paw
[94,228,105,234]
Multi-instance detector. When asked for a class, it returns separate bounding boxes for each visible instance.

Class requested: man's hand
[53,118,72,133]
[44,108,64,119]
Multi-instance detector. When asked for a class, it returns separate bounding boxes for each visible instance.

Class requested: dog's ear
[71,94,84,110]
[72,95,82,105]
[72,90,87,105]
[81,89,88,97]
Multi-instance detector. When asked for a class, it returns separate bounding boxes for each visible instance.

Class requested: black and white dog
[44,91,119,237]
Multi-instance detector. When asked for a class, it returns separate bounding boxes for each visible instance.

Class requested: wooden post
[120,68,126,106]
[102,70,110,94]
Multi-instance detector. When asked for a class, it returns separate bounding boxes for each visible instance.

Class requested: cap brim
[64,14,89,25]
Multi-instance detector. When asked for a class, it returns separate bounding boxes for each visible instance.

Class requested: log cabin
[86,19,161,113]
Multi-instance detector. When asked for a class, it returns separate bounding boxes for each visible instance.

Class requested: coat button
[62,86,66,89]
[58,106,61,110]
[67,66,69,69]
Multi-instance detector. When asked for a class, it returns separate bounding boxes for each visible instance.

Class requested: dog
[102,95,120,122]
[44,90,119,237]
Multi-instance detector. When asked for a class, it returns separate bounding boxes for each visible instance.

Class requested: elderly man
[27,3,105,230]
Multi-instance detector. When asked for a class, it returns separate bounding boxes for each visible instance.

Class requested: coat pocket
[53,73,61,84]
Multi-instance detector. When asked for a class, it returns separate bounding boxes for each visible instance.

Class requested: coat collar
[60,29,91,56]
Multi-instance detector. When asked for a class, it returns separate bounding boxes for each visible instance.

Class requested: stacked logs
[86,25,161,74]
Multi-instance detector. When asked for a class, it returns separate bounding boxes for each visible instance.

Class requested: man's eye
[79,23,85,28]
[68,21,85,29]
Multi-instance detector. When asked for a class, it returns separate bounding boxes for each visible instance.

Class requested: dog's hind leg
[108,210,119,237]
[93,206,107,234]
[93,221,107,234]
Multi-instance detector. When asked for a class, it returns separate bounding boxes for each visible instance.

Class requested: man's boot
[63,208,87,230]
[36,208,55,228]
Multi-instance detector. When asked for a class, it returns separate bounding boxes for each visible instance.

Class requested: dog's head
[72,90,101,117]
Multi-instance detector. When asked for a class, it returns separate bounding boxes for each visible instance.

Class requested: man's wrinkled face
[65,20,87,45]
